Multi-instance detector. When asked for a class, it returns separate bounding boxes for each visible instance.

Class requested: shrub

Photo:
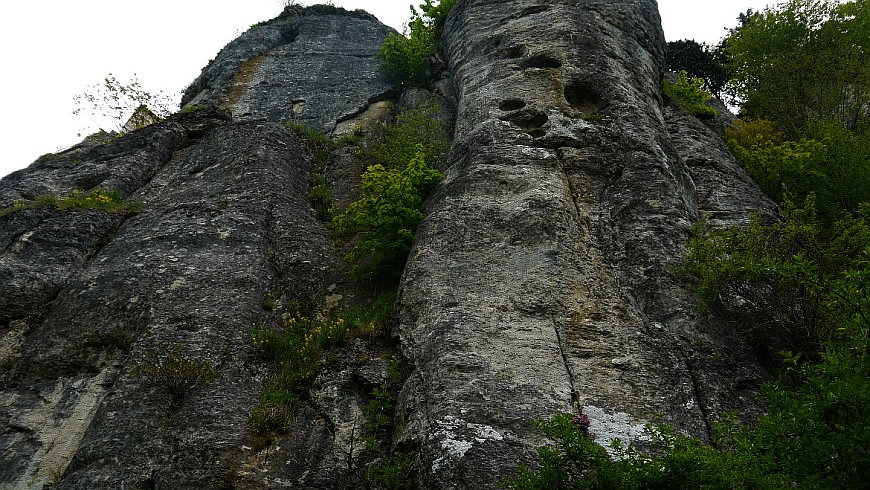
[378,25,434,86]
[129,345,221,409]
[0,188,141,218]
[248,310,348,435]
[359,102,450,171]
[366,450,417,490]
[663,70,717,118]
[669,201,870,488]
[725,118,784,150]
[332,144,441,282]
[286,121,338,221]
[248,292,395,440]
[376,0,456,86]
[332,102,448,283]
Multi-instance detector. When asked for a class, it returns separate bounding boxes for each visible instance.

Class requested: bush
[510,382,870,489]
[0,188,141,218]
[366,450,417,490]
[286,121,338,221]
[376,0,456,86]
[129,345,221,410]
[332,144,441,282]
[670,199,870,488]
[248,292,395,440]
[332,102,448,283]
[666,39,728,97]
[680,198,861,360]
[663,70,717,118]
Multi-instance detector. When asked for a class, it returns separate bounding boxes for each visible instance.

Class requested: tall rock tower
[393,0,775,486]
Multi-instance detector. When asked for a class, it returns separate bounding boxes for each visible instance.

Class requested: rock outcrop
[0,1,777,489]
[392,0,776,486]
[181,5,395,134]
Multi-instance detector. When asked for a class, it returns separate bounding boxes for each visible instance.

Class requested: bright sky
[0,0,777,178]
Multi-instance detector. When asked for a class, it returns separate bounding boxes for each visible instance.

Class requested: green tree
[376,0,456,86]
[725,0,870,136]
[666,39,728,96]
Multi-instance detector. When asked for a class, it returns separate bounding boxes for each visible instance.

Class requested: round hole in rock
[527,113,548,129]
[565,81,603,113]
[499,99,527,111]
[522,53,562,69]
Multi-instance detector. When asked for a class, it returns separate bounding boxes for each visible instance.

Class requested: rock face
[0,1,777,489]
[0,7,393,489]
[181,5,395,134]
[393,0,776,486]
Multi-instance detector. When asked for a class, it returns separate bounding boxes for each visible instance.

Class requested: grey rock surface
[0,1,779,489]
[393,0,777,487]
[0,7,397,487]
[182,5,395,134]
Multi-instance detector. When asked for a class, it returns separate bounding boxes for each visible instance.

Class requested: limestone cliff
[0,2,776,489]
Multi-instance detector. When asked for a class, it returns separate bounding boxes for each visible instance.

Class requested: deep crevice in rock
[679,346,714,442]
[551,315,579,412]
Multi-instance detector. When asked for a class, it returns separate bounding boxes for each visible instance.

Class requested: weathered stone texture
[0,2,779,489]
[393,1,776,487]
[182,5,395,134]
[0,7,394,488]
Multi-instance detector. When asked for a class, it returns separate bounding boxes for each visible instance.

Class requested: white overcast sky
[0,1,777,178]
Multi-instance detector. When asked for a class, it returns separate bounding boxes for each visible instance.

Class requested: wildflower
[572,413,591,434]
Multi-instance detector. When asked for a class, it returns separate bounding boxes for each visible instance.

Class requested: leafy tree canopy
[666,39,728,96]
[725,0,870,137]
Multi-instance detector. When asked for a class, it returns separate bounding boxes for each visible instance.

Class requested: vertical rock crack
[551,314,579,412]
[679,347,714,442]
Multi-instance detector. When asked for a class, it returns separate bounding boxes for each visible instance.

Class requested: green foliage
[751,343,870,488]
[378,26,433,86]
[0,188,141,218]
[727,120,870,219]
[129,345,221,410]
[366,450,417,490]
[332,103,447,283]
[376,0,456,86]
[248,308,351,436]
[662,5,870,483]
[286,121,339,221]
[248,292,395,440]
[362,357,405,448]
[332,145,441,282]
[675,201,870,487]
[729,135,827,207]
[662,70,717,118]
[359,357,415,487]
[725,0,870,136]
[725,118,784,150]
[666,39,728,96]
[680,198,870,358]
[511,386,870,489]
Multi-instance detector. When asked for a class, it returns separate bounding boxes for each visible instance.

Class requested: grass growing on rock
[0,188,141,218]
[247,292,396,442]
[286,121,339,221]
